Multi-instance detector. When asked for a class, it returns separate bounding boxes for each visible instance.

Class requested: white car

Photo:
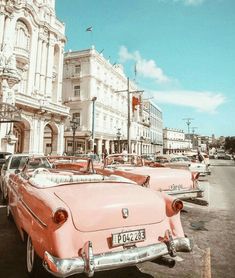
[0,154,29,201]
[166,155,211,176]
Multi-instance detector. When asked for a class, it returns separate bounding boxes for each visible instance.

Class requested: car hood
[113,166,193,191]
[54,182,166,232]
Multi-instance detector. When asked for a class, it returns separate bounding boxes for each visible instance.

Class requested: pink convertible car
[98,154,204,202]
[6,156,192,277]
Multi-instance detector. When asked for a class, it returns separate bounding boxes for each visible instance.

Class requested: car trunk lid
[54,182,166,232]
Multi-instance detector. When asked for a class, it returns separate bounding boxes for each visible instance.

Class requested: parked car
[6,156,192,277]
[165,155,211,176]
[216,150,226,159]
[0,152,11,169]
[0,154,29,201]
[97,154,205,202]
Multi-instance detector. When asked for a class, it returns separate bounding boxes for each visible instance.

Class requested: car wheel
[2,182,7,204]
[26,235,41,277]
[6,203,13,221]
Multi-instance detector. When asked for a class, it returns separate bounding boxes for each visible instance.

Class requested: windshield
[27,157,52,169]
[10,156,28,169]
[106,155,143,167]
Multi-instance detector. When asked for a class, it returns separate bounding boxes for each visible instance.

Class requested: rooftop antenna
[183,118,194,134]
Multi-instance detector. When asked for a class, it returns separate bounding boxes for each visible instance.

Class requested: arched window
[15,20,30,51]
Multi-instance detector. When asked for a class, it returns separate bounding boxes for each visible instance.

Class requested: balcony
[14,46,29,63]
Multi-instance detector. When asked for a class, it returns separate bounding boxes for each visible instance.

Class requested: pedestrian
[122,148,128,162]
[122,148,128,155]
[198,151,204,163]
[103,149,108,159]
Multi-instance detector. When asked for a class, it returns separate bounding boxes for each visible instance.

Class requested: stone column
[34,38,43,92]
[56,44,64,102]
[45,40,54,99]
[39,41,47,93]
[97,138,103,158]
[2,16,12,45]
[27,28,38,96]
[104,140,109,154]
[111,141,115,154]
[57,122,65,155]
[0,13,5,47]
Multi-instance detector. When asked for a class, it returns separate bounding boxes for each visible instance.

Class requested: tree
[224,137,235,153]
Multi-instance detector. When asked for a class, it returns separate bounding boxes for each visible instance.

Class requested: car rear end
[42,181,192,277]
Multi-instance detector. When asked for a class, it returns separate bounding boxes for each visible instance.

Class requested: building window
[75,64,81,74]
[74,85,80,97]
[72,112,80,125]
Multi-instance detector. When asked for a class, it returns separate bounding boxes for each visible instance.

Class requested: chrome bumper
[43,237,192,277]
[166,188,204,200]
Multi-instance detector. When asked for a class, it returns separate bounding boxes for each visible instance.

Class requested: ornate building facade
[0,0,69,154]
[62,47,163,156]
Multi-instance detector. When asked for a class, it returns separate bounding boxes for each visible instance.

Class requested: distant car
[165,155,211,176]
[0,152,11,170]
[216,151,226,159]
[97,154,205,202]
[155,155,170,164]
[6,156,192,277]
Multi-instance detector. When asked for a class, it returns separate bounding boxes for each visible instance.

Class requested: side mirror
[15,169,21,174]
[2,164,7,171]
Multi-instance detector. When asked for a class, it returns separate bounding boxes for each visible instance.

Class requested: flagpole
[86,26,94,47]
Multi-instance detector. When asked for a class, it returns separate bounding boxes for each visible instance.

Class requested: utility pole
[115,77,144,153]
[191,127,198,149]
[127,78,130,153]
[183,118,194,135]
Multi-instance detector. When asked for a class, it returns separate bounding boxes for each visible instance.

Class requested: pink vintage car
[97,154,204,202]
[6,156,192,277]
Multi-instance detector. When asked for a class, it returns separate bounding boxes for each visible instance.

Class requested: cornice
[2,2,66,43]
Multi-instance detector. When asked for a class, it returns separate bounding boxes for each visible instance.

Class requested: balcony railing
[14,46,29,61]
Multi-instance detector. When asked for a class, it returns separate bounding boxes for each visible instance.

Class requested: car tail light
[191,172,200,188]
[191,172,200,181]
[172,199,183,213]
[53,208,68,225]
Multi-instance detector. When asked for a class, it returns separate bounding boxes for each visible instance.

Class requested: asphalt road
[0,159,234,278]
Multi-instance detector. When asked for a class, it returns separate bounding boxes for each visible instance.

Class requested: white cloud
[174,0,206,6]
[151,90,225,113]
[118,46,170,84]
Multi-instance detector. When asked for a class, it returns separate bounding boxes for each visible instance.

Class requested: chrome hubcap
[27,236,34,273]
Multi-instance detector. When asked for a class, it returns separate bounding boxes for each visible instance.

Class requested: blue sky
[56,0,235,137]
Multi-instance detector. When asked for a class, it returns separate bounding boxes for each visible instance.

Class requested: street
[0,159,234,278]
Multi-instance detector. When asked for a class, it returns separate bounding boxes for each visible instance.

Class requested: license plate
[112,229,145,247]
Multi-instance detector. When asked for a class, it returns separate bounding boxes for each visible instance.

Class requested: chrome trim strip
[7,178,47,227]
[20,199,47,227]
[166,189,204,200]
[43,237,192,277]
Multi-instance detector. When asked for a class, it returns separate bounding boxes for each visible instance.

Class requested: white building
[163,128,191,154]
[141,100,163,155]
[63,47,162,156]
[0,0,69,155]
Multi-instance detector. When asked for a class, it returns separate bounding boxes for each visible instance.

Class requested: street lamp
[70,119,80,155]
[140,136,145,155]
[91,96,97,151]
[116,128,121,153]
